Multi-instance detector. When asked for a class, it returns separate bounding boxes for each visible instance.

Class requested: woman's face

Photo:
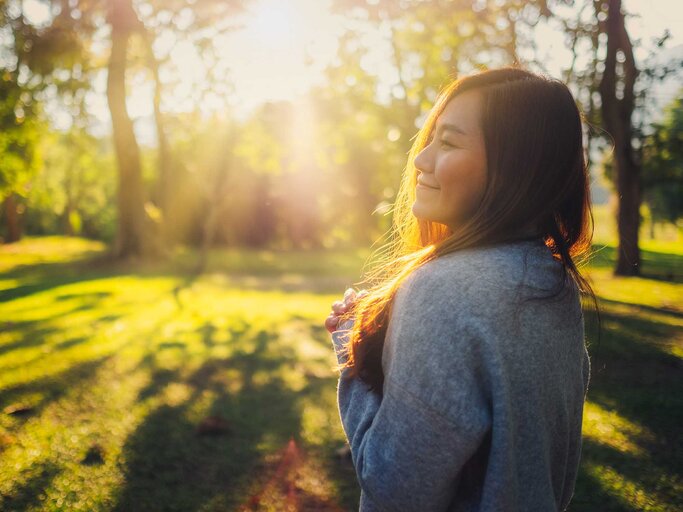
[412,89,488,231]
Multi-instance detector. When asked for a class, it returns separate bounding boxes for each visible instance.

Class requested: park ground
[0,206,681,511]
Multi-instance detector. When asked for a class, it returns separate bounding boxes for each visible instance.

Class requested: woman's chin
[411,201,433,221]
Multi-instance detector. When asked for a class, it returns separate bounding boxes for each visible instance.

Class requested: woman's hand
[325,288,368,333]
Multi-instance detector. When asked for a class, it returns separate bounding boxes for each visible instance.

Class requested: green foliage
[641,94,683,224]
[0,0,678,257]
[0,72,42,197]
[23,128,117,241]
[167,98,392,249]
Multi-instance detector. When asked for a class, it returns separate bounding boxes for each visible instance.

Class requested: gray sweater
[331,238,591,511]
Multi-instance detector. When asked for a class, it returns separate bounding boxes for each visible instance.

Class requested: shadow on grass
[53,336,90,351]
[111,323,342,511]
[585,305,682,366]
[1,290,125,340]
[576,301,683,510]
[588,244,683,282]
[0,322,62,357]
[0,256,114,303]
[0,311,124,372]
[597,297,683,320]
[0,461,62,511]
[0,356,113,419]
[573,435,681,511]
[1,311,176,425]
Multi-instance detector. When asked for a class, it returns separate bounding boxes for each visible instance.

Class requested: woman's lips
[417,181,440,190]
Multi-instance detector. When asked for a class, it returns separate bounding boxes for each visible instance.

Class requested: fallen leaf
[196,415,232,436]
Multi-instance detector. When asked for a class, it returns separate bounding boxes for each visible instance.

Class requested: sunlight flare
[244,0,303,49]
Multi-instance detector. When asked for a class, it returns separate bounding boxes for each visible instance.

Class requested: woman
[326,68,596,511]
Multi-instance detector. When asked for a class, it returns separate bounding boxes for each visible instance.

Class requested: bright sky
[20,0,683,143]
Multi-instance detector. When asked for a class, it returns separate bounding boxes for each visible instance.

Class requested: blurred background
[0,1,681,511]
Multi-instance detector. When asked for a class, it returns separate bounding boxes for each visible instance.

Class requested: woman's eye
[440,139,457,148]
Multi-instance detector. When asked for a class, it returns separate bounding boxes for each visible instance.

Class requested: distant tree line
[1,0,681,276]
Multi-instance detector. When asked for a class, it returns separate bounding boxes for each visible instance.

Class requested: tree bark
[598,0,641,276]
[142,29,173,246]
[63,154,75,236]
[106,0,160,259]
[2,193,22,243]
[107,0,156,258]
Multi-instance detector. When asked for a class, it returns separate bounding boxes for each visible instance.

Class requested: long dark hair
[338,67,599,393]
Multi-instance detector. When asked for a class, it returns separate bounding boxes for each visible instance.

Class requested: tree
[1,0,245,255]
[325,1,557,245]
[0,0,77,242]
[132,0,244,247]
[641,94,683,226]
[556,0,681,274]
[0,71,42,242]
[596,0,641,275]
[106,0,245,258]
[333,0,679,275]
[0,0,103,242]
[106,0,162,258]
[23,128,117,240]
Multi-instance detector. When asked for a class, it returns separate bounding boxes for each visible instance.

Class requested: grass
[0,238,365,511]
[0,213,681,511]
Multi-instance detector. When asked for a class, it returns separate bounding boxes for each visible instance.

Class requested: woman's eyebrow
[437,123,468,136]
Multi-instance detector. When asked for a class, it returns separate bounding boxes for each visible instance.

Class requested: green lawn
[0,224,681,511]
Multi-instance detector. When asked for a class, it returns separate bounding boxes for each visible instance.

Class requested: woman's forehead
[435,91,483,135]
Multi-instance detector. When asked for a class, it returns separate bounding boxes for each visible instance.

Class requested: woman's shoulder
[387,238,577,359]
[401,239,560,304]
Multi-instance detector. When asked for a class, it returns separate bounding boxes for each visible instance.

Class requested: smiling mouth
[417,181,440,190]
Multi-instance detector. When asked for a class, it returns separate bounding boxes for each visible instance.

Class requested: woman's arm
[331,279,494,511]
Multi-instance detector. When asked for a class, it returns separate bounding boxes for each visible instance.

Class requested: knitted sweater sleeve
[330,268,494,511]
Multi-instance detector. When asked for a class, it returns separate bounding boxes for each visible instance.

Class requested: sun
[244,0,304,49]
[156,0,344,117]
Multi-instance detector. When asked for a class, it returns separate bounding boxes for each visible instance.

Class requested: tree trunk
[63,158,75,236]
[106,0,159,259]
[142,29,173,246]
[152,63,173,244]
[598,0,641,276]
[2,193,21,243]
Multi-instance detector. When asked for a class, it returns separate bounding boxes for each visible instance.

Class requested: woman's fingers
[325,313,340,333]
[331,300,347,315]
[328,289,370,333]
[343,288,357,304]
[327,288,370,334]
[344,288,368,309]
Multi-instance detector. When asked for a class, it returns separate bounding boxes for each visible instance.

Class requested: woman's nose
[414,146,433,173]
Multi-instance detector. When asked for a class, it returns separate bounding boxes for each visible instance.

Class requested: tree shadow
[0,260,108,303]
[585,305,681,363]
[588,244,683,282]
[136,367,182,403]
[597,297,683,320]
[579,302,683,507]
[0,461,62,511]
[0,323,62,357]
[111,324,324,511]
[0,356,113,419]
[199,322,218,348]
[1,292,125,345]
[0,309,128,380]
[53,336,89,351]
[0,248,180,305]
[1,313,174,424]
[571,437,679,511]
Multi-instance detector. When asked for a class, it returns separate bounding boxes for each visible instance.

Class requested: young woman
[326,68,596,511]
